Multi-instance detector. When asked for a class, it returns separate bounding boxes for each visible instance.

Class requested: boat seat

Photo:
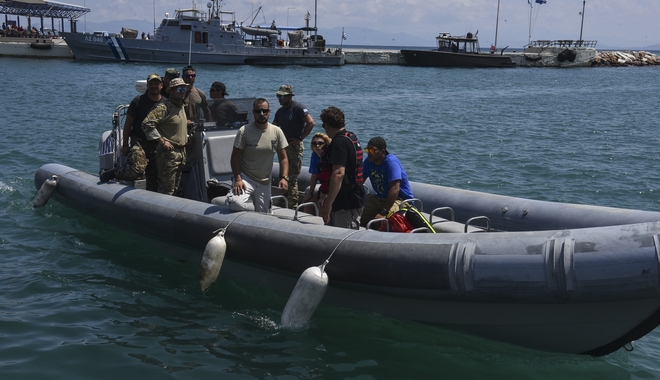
[429,207,490,233]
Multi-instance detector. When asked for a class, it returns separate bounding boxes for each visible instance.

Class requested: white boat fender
[198,212,248,293]
[280,264,329,329]
[280,229,361,329]
[33,175,59,208]
[199,229,227,293]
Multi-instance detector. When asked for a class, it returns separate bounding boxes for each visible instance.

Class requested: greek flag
[342,32,347,40]
[100,131,115,156]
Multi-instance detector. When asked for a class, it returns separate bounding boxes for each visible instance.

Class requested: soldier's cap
[210,81,228,96]
[164,68,180,78]
[168,78,188,89]
[368,136,387,152]
[276,84,294,96]
[147,73,162,82]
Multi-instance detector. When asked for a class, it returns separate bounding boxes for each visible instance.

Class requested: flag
[536,0,547,4]
[342,32,347,40]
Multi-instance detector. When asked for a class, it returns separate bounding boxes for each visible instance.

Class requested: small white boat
[33,98,660,356]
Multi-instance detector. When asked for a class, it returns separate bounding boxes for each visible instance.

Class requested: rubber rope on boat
[213,212,249,235]
[320,229,361,273]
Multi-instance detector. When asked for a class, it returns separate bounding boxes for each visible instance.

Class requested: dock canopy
[0,0,90,20]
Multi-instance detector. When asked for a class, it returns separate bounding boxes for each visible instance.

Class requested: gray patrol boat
[60,0,344,66]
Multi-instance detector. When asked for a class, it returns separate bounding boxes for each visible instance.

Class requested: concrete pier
[0,37,72,58]
[342,48,404,64]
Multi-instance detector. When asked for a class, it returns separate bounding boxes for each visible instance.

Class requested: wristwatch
[281,175,289,182]
[381,208,388,215]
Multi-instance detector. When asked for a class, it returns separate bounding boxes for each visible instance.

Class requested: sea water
[2,56,660,379]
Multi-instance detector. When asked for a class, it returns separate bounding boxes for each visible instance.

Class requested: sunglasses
[174,87,187,93]
[184,74,196,78]
[253,109,270,114]
[311,141,325,147]
[365,147,379,154]
[276,94,289,99]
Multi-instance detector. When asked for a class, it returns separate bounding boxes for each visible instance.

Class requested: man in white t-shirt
[226,98,289,213]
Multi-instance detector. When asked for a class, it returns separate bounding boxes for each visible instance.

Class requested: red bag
[378,212,414,233]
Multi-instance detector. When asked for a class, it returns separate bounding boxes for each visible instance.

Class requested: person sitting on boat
[318,107,365,229]
[208,81,241,128]
[141,78,189,196]
[181,65,212,127]
[360,136,414,228]
[273,84,316,209]
[161,68,179,99]
[225,98,289,213]
[301,132,330,214]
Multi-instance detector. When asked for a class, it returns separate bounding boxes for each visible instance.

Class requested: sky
[36,0,660,48]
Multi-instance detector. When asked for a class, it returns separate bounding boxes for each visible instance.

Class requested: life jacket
[317,129,363,194]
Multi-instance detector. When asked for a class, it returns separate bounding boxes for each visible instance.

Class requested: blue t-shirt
[362,154,414,200]
[308,151,320,174]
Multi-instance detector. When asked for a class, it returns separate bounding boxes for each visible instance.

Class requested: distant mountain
[321,26,430,47]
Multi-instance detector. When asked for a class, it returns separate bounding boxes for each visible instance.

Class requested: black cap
[368,136,387,151]
[210,81,228,96]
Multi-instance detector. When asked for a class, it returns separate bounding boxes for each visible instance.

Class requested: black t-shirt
[127,94,164,141]
[273,100,309,141]
[326,130,364,210]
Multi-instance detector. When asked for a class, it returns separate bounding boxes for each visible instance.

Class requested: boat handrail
[366,217,388,232]
[401,198,423,212]
[294,202,319,220]
[465,216,491,233]
[430,207,455,223]
[270,195,288,213]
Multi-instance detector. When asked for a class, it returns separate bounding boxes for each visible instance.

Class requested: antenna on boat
[314,0,317,40]
[578,0,586,43]
[492,0,500,54]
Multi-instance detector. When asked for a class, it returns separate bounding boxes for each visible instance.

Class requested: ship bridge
[0,0,90,33]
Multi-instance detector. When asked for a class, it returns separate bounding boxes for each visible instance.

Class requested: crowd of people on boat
[100,67,415,230]
[1,23,56,38]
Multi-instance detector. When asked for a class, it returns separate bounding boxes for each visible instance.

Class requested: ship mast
[578,0,586,43]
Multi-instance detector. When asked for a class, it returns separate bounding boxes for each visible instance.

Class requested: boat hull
[401,49,516,68]
[60,32,344,66]
[35,163,660,355]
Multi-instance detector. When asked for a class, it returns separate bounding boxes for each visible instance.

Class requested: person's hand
[320,202,331,224]
[233,179,246,195]
[278,179,288,193]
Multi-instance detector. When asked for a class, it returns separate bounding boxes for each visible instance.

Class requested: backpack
[378,211,414,233]
[400,204,436,233]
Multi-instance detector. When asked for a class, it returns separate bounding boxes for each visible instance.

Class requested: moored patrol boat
[60,0,343,66]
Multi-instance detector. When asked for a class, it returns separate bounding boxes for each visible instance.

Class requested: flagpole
[492,0,500,54]
[579,0,586,44]
[340,27,344,50]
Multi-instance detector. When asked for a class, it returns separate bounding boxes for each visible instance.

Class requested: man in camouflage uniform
[181,65,212,126]
[141,78,189,195]
[160,68,179,99]
[100,73,163,187]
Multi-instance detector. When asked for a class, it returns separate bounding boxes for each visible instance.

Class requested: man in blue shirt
[361,136,414,227]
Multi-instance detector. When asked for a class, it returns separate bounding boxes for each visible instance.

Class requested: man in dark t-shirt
[118,73,164,191]
[318,106,364,229]
[273,84,315,208]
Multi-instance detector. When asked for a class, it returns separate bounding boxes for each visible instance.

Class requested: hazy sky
[61,1,660,48]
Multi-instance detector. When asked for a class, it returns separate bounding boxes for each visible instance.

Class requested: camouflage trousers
[116,141,159,191]
[284,142,303,209]
[156,144,186,195]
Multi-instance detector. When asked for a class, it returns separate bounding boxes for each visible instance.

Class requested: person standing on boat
[318,107,365,229]
[209,81,241,128]
[111,73,165,191]
[225,98,289,213]
[141,78,189,196]
[360,136,414,227]
[181,65,212,126]
[272,84,315,209]
[160,68,179,99]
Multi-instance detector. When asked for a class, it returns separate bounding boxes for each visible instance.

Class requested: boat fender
[199,229,227,293]
[33,175,59,207]
[557,50,568,62]
[281,265,328,329]
[566,49,577,62]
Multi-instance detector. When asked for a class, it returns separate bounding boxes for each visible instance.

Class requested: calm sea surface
[2,56,660,379]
